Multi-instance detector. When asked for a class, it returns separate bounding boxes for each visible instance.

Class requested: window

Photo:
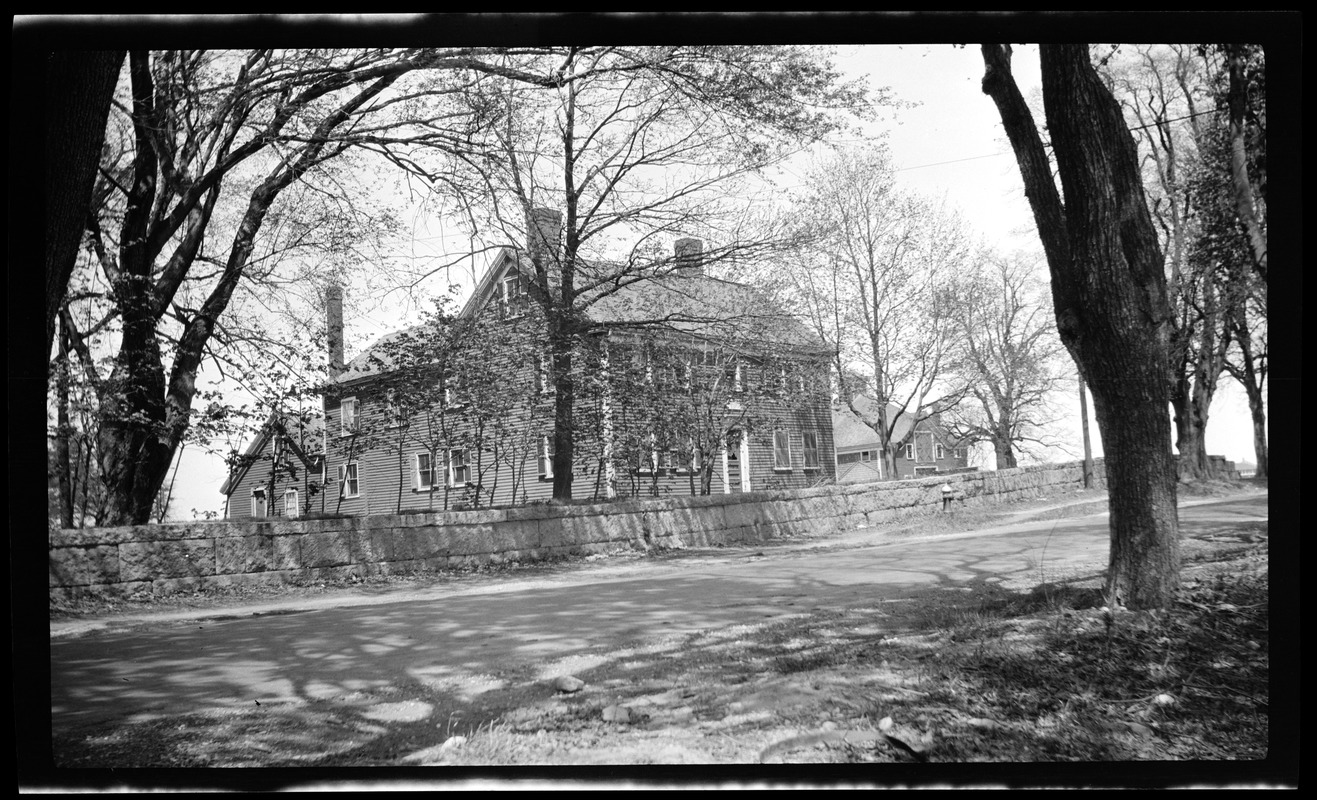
[773,429,792,471]
[905,443,914,460]
[448,449,469,487]
[340,397,359,435]
[536,351,552,395]
[338,463,360,498]
[283,488,299,518]
[385,390,406,428]
[500,273,529,319]
[635,434,658,474]
[936,443,945,460]
[674,438,700,474]
[803,431,821,470]
[251,489,267,518]
[416,453,437,490]
[726,361,744,393]
[539,435,554,479]
[633,346,653,385]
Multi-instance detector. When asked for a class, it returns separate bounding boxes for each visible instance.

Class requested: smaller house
[221,413,326,520]
[833,396,969,481]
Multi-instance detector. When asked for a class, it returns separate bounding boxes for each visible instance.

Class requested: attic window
[500,274,530,319]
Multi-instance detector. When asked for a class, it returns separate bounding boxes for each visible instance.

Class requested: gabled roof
[337,245,828,387]
[464,246,825,347]
[220,412,325,496]
[840,395,918,446]
[587,270,824,350]
[336,324,430,386]
[832,404,884,451]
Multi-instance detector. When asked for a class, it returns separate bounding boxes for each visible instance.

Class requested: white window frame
[251,488,268,518]
[773,429,792,471]
[500,273,528,319]
[338,462,360,499]
[283,488,299,518]
[448,449,469,487]
[416,452,437,491]
[536,351,552,396]
[936,442,946,460]
[905,443,915,460]
[340,397,359,436]
[802,430,821,470]
[539,435,554,479]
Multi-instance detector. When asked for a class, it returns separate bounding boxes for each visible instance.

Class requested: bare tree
[59,48,587,525]
[775,145,974,479]
[981,44,1180,610]
[944,250,1071,469]
[1100,43,1233,481]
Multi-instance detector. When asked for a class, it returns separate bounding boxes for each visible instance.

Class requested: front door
[723,429,749,493]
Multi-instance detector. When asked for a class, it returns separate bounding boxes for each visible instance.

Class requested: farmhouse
[318,210,837,513]
[221,412,326,520]
[834,395,969,481]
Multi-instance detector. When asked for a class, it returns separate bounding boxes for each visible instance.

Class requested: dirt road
[49,492,1267,746]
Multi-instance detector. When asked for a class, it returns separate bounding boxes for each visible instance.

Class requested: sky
[162,43,1263,520]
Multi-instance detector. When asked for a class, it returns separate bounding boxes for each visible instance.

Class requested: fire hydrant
[941,482,953,512]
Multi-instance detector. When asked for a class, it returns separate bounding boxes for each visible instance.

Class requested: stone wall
[49,459,1105,600]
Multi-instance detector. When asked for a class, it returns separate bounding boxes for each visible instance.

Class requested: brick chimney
[527,207,562,267]
[325,284,345,379]
[674,237,704,275]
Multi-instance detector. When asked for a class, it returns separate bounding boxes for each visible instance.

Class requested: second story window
[340,397,359,436]
[385,390,406,428]
[536,351,552,395]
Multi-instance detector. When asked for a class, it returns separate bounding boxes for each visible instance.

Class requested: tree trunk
[1224,45,1267,284]
[1248,399,1268,479]
[550,326,576,501]
[1171,391,1212,482]
[45,50,125,359]
[56,321,75,529]
[1093,390,1182,607]
[982,43,1180,609]
[994,438,1018,471]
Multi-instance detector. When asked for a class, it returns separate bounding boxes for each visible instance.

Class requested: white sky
[164,43,1263,520]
